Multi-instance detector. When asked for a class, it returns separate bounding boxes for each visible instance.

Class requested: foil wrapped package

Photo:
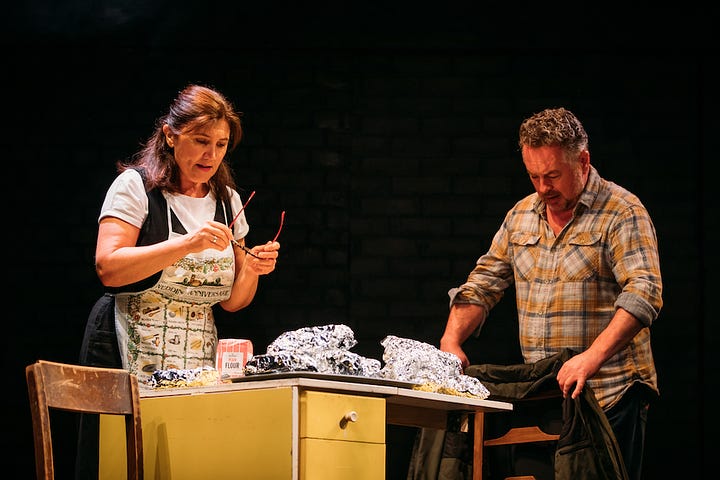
[147,366,220,389]
[379,335,490,399]
[243,324,489,399]
[266,324,358,353]
[244,351,317,374]
[244,324,381,377]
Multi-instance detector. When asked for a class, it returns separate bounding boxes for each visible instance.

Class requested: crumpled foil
[244,324,382,376]
[243,324,489,399]
[266,324,358,353]
[147,366,219,388]
[379,335,490,399]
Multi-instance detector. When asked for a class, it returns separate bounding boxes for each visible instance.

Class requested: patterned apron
[115,225,235,384]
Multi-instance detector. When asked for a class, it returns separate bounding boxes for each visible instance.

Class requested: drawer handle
[339,411,358,429]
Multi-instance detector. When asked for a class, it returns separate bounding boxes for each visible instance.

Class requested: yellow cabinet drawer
[300,438,385,480]
[300,390,385,443]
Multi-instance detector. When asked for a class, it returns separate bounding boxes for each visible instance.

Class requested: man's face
[522,145,590,215]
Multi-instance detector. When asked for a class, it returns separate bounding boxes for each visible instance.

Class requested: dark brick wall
[6,3,716,478]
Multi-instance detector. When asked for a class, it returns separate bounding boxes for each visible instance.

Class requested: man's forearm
[440,303,487,348]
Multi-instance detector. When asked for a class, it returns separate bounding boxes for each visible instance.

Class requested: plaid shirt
[451,167,663,409]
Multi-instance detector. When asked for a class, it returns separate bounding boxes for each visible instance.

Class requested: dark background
[5,2,716,478]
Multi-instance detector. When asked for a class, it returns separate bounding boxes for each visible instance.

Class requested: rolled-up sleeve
[610,204,663,327]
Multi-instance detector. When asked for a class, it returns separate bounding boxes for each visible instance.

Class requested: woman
[79,84,279,383]
[76,84,279,478]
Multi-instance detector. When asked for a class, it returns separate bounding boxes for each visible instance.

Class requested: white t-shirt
[99,168,250,240]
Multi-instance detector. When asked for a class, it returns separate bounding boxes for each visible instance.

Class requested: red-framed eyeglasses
[229,190,285,258]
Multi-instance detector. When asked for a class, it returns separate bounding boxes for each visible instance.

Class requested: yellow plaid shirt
[451,167,663,409]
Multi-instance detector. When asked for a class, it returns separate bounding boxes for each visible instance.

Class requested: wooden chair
[25,360,144,479]
[482,390,562,480]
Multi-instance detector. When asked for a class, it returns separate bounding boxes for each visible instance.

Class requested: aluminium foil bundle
[379,335,490,399]
[244,324,381,377]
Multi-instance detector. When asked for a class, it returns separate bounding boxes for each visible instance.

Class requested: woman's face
[164,119,230,193]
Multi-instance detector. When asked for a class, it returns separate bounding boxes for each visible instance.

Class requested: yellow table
[100,375,512,479]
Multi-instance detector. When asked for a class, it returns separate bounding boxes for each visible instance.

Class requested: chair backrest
[25,360,144,480]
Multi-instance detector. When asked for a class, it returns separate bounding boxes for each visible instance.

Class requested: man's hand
[556,350,602,399]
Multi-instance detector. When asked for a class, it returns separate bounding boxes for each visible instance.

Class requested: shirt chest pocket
[558,231,603,281]
[510,231,603,282]
[509,232,541,281]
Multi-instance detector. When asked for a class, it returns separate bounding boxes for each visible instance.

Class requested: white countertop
[140,373,513,413]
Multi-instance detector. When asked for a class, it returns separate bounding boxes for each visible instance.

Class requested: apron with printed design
[114,196,235,384]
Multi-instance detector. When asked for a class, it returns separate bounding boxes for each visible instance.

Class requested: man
[439,107,663,480]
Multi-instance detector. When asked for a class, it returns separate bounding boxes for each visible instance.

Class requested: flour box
[215,339,253,380]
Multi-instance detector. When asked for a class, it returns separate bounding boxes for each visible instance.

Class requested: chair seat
[484,425,559,446]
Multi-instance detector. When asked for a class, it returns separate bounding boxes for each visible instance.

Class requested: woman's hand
[220,239,280,312]
[242,241,280,275]
[190,221,234,251]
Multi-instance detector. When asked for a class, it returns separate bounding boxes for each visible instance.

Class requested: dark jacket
[466,348,629,480]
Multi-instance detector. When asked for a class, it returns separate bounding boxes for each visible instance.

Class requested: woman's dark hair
[120,84,243,204]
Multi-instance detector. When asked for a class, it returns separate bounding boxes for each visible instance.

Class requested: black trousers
[605,383,651,480]
[76,294,122,480]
